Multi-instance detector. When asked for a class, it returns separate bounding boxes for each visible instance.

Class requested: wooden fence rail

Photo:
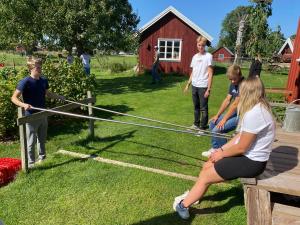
[17,91,96,172]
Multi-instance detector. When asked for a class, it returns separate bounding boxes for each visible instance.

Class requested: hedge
[0,58,96,138]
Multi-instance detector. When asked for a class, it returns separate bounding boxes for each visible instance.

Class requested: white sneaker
[201,148,216,158]
[173,190,199,211]
[173,190,189,211]
[187,124,200,131]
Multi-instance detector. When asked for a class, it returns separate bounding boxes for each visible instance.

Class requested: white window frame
[157,38,182,62]
[218,54,224,59]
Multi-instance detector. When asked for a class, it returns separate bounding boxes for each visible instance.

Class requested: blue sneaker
[175,201,190,220]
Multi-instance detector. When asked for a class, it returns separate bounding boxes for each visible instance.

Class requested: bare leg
[182,162,224,207]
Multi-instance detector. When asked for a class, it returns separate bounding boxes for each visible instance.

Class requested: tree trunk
[234,14,248,65]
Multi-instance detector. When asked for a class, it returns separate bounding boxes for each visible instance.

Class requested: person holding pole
[11,57,65,168]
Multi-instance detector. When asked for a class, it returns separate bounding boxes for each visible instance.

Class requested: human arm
[184,69,193,93]
[216,97,239,129]
[11,90,31,110]
[210,94,232,123]
[204,66,213,98]
[210,131,256,162]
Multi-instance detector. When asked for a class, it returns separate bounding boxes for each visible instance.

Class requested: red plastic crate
[0,158,21,185]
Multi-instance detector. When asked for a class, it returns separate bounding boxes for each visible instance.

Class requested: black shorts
[214,156,267,180]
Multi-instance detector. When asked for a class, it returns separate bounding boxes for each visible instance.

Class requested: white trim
[158,38,182,62]
[278,38,294,55]
[139,6,213,42]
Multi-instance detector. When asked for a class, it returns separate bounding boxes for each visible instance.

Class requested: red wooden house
[138,6,213,75]
[212,47,234,62]
[278,37,295,63]
[286,19,300,102]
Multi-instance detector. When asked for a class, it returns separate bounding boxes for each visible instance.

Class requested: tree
[0,0,139,54]
[245,0,273,57]
[266,25,285,57]
[218,6,252,53]
[0,0,44,53]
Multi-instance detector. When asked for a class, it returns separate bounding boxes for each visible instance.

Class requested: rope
[31,106,231,139]
[64,99,232,138]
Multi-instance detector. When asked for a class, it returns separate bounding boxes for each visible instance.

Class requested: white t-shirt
[190,52,213,88]
[80,53,91,68]
[237,103,275,162]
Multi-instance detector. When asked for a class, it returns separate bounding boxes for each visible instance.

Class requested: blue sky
[128,0,299,46]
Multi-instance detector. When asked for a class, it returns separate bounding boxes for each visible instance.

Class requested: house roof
[212,46,234,56]
[278,37,294,55]
[139,6,213,42]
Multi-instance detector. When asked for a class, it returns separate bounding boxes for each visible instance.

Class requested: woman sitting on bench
[173,77,276,220]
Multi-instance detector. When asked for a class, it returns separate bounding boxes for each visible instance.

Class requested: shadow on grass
[72,132,203,168]
[130,212,195,225]
[130,186,244,224]
[32,157,89,171]
[214,65,227,76]
[46,104,134,139]
[192,185,244,215]
[96,73,186,95]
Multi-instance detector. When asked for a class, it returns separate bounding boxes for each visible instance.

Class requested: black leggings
[214,156,267,180]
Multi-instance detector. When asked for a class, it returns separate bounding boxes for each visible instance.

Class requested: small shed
[278,37,295,63]
[212,47,234,62]
[138,6,213,75]
[286,19,300,102]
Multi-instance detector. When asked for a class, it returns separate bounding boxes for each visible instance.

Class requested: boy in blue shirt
[11,57,65,167]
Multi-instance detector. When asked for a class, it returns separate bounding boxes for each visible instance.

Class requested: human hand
[183,85,189,94]
[209,115,219,124]
[23,104,32,110]
[216,118,227,130]
[204,90,210,98]
[209,149,224,163]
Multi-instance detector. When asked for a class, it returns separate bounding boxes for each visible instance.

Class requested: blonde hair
[237,77,272,126]
[227,64,242,79]
[196,36,207,45]
[27,56,42,71]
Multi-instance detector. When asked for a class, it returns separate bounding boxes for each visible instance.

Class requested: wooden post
[245,185,272,225]
[18,107,28,172]
[87,91,94,138]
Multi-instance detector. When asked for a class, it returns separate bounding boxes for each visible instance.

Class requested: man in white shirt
[184,36,213,130]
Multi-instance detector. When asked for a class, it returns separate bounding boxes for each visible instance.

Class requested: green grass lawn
[0,57,288,225]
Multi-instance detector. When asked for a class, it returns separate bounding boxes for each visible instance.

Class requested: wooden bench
[241,127,300,225]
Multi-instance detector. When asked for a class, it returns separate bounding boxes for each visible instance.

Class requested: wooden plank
[245,186,272,225]
[87,91,94,138]
[18,107,28,172]
[266,88,292,95]
[17,97,95,125]
[272,203,300,225]
[240,178,257,185]
[257,172,300,196]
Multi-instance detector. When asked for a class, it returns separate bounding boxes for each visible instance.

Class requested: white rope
[65,99,232,138]
[31,106,231,139]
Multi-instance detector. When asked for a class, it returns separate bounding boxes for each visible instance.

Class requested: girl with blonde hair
[174,77,275,220]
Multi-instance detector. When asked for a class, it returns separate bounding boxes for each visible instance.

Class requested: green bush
[0,68,25,137]
[110,61,131,74]
[42,58,96,107]
[0,58,96,138]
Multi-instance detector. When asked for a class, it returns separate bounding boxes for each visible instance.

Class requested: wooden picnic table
[242,126,300,225]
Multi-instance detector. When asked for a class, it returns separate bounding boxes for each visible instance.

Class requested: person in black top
[202,64,244,158]
[248,54,262,78]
